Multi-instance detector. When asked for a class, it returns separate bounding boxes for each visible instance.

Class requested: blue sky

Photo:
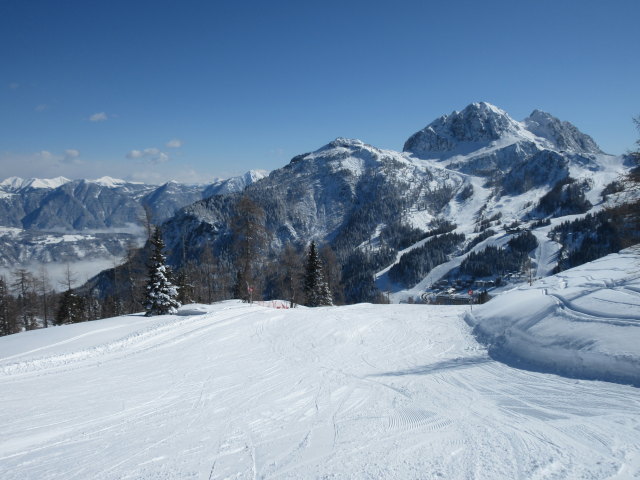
[1,0,638,183]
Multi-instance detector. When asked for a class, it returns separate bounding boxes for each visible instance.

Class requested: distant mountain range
[2,102,636,300]
[0,171,268,268]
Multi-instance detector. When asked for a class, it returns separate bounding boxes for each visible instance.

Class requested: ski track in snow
[0,301,639,479]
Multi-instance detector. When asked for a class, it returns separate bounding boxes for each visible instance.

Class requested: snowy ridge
[524,109,602,154]
[466,246,640,386]
[202,169,269,197]
[0,176,71,192]
[90,176,134,188]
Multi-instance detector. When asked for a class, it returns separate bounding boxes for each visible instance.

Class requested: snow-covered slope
[1,301,639,478]
[466,246,640,386]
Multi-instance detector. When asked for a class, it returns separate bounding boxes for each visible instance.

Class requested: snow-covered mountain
[0,177,196,230]
[0,171,267,282]
[3,102,635,297]
[160,137,464,274]
[0,175,72,191]
[404,101,602,159]
[147,103,633,303]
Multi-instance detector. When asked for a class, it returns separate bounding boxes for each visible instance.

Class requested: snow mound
[466,246,640,386]
[176,303,213,316]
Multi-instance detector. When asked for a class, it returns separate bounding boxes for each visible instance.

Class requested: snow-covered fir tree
[303,241,333,307]
[144,228,180,316]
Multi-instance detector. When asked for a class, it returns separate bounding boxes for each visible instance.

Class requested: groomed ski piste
[1,249,639,479]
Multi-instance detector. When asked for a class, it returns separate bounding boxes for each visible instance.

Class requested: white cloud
[64,148,80,160]
[126,147,169,164]
[35,104,49,112]
[8,82,20,90]
[89,112,108,122]
[129,167,212,185]
[155,152,169,164]
[0,150,86,179]
[166,138,183,148]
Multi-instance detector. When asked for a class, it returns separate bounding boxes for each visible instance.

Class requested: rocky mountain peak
[523,110,603,154]
[327,137,366,149]
[403,102,523,156]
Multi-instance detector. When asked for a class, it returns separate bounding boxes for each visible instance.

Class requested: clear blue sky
[1,0,638,183]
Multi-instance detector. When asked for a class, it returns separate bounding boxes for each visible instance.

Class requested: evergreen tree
[175,268,193,305]
[319,244,344,305]
[54,264,86,325]
[0,276,17,336]
[303,241,333,307]
[144,228,181,316]
[55,289,86,324]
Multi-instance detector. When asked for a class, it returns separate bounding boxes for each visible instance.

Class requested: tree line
[0,265,107,336]
[0,196,337,335]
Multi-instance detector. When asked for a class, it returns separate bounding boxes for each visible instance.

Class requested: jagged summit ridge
[403,101,603,158]
[403,102,525,154]
[523,109,602,154]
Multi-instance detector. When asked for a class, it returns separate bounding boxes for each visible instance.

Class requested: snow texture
[1,297,639,478]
